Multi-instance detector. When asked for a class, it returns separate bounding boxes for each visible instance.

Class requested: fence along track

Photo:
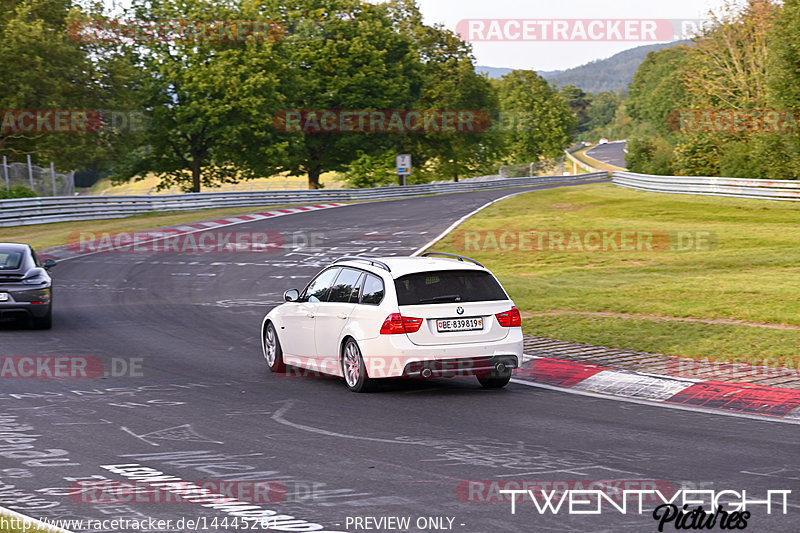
[0,172,609,227]
[613,171,800,201]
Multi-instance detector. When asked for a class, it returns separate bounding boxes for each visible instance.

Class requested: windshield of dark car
[394,270,507,305]
[0,250,24,270]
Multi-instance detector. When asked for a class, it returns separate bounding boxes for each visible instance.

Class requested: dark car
[0,243,56,329]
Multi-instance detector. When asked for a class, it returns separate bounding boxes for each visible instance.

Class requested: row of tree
[624,0,800,179]
[0,0,575,192]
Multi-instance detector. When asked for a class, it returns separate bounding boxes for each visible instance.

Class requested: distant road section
[586,140,627,169]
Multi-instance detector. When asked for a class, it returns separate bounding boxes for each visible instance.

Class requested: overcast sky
[103,0,734,71]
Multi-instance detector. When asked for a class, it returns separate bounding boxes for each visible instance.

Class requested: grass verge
[88,171,346,195]
[0,508,68,533]
[431,182,800,366]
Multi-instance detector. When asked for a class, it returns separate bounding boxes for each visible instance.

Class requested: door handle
[305,313,315,319]
[337,313,348,320]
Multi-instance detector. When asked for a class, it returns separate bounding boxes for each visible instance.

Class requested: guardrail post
[50,162,57,196]
[2,156,8,192]
[27,154,34,192]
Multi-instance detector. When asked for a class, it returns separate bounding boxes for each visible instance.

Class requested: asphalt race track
[1,182,798,533]
[586,142,627,169]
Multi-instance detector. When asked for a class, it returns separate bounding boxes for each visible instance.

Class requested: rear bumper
[0,286,52,320]
[0,303,51,319]
[403,355,518,378]
[357,330,523,378]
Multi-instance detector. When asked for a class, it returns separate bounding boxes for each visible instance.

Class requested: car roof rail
[420,252,484,268]
[333,256,392,272]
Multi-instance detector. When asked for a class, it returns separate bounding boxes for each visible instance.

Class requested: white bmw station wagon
[261,253,523,392]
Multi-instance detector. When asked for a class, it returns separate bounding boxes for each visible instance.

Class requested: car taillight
[380,313,423,334]
[496,306,521,327]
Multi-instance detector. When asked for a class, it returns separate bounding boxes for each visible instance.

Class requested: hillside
[477,41,689,93]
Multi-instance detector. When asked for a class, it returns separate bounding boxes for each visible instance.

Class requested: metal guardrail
[612,171,800,201]
[564,149,603,173]
[0,172,609,227]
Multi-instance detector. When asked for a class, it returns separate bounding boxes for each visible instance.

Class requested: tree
[584,92,622,138]
[687,0,779,110]
[386,0,502,182]
[343,151,396,188]
[765,0,800,179]
[496,71,573,162]
[627,46,692,137]
[270,0,421,189]
[115,0,286,193]
[559,85,591,138]
[0,0,131,169]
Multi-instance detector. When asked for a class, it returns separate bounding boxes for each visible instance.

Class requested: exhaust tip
[495,362,506,372]
[421,368,433,378]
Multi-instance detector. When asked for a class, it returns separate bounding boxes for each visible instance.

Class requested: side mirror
[283,289,300,302]
[43,259,57,270]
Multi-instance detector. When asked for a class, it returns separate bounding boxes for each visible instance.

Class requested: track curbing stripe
[516,355,800,420]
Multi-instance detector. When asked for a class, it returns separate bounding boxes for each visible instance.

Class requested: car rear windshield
[394,270,507,305]
[0,250,23,270]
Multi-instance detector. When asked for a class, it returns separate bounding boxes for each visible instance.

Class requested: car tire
[477,368,512,389]
[341,339,373,393]
[263,322,286,373]
[32,307,52,330]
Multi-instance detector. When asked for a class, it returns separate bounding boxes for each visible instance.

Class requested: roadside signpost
[396,154,411,186]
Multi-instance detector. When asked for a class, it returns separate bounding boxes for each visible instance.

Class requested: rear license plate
[0,293,8,302]
[437,317,483,332]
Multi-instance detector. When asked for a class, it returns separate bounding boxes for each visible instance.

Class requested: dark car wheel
[32,307,52,330]
[263,322,286,373]
[477,368,512,389]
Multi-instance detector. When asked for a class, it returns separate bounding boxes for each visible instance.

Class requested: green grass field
[432,182,800,367]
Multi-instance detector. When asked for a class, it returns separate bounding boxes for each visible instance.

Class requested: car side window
[327,268,362,303]
[360,274,385,305]
[302,268,340,303]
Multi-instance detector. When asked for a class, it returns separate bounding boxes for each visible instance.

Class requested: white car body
[260,255,523,390]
